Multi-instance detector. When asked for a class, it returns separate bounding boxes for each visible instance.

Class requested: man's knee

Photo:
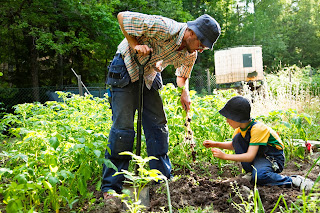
[107,127,135,159]
[146,125,169,156]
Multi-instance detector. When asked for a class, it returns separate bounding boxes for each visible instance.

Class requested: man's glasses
[198,40,209,51]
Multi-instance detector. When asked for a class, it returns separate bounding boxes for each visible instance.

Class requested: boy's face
[226,118,241,129]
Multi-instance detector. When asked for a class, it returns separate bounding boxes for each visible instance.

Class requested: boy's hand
[211,148,225,159]
[203,140,216,148]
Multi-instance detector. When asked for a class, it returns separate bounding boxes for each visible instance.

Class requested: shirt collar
[175,24,197,57]
[176,24,187,46]
[240,118,255,131]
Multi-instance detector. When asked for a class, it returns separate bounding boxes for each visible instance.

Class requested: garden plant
[0,66,320,212]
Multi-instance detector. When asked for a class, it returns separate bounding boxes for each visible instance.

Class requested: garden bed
[1,78,319,212]
[89,154,320,213]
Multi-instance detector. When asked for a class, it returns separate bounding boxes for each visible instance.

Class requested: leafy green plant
[0,92,115,212]
[111,151,172,213]
[257,109,314,160]
[160,84,236,172]
[269,194,289,213]
[230,181,265,213]
[0,76,319,212]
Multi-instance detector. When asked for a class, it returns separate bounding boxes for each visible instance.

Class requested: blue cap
[187,14,221,50]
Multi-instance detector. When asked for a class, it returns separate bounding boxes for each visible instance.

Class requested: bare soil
[89,154,320,213]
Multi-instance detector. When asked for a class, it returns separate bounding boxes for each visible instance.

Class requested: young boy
[203,96,314,191]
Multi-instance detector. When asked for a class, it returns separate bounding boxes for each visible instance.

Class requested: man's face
[185,31,209,53]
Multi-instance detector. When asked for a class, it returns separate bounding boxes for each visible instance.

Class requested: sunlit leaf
[13,153,28,163]
[15,174,27,184]
[74,144,85,149]
[93,150,101,158]
[49,165,59,173]
[102,158,117,171]
[48,176,59,186]
[49,137,60,150]
[43,180,53,193]
[0,168,13,176]
[77,138,86,143]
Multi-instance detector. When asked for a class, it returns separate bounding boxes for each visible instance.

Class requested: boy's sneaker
[103,192,122,212]
[103,192,115,200]
[291,175,314,191]
[242,172,252,181]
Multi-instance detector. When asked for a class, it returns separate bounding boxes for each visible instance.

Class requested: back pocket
[106,55,131,88]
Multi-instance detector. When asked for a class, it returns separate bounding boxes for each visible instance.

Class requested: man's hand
[180,88,191,112]
[211,148,225,160]
[176,76,190,111]
[134,44,153,56]
[203,140,216,148]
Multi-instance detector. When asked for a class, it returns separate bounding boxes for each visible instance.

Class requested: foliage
[0,75,319,211]
[0,0,122,88]
[0,92,114,212]
[0,85,237,211]
[257,109,313,160]
[111,151,170,213]
[160,83,236,170]
[1,0,320,98]
[236,0,320,70]
[230,180,265,213]
[266,65,320,97]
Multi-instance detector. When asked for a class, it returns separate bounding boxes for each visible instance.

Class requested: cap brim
[219,108,229,119]
[187,23,214,50]
[219,108,250,123]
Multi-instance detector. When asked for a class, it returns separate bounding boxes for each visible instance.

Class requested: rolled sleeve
[175,53,197,78]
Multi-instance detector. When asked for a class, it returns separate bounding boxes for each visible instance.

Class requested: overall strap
[243,121,258,143]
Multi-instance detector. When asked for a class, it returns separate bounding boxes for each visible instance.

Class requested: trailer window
[243,54,252,67]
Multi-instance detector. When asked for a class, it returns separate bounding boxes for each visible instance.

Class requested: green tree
[0,0,122,98]
[1,0,320,98]
[232,0,320,70]
[281,0,320,68]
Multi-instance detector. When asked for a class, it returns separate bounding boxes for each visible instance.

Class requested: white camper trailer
[214,46,264,89]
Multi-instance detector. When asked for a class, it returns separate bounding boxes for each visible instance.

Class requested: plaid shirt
[117,12,198,89]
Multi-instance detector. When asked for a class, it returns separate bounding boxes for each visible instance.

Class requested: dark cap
[187,14,221,50]
[219,96,251,123]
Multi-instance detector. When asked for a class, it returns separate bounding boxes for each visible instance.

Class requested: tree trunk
[28,36,40,102]
[58,54,64,89]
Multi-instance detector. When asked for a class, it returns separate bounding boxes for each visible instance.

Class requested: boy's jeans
[102,54,171,193]
[233,133,292,186]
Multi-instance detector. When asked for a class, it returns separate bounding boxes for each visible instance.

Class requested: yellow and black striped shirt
[232,119,284,150]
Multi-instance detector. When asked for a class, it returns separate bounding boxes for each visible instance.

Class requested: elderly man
[102,11,221,199]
